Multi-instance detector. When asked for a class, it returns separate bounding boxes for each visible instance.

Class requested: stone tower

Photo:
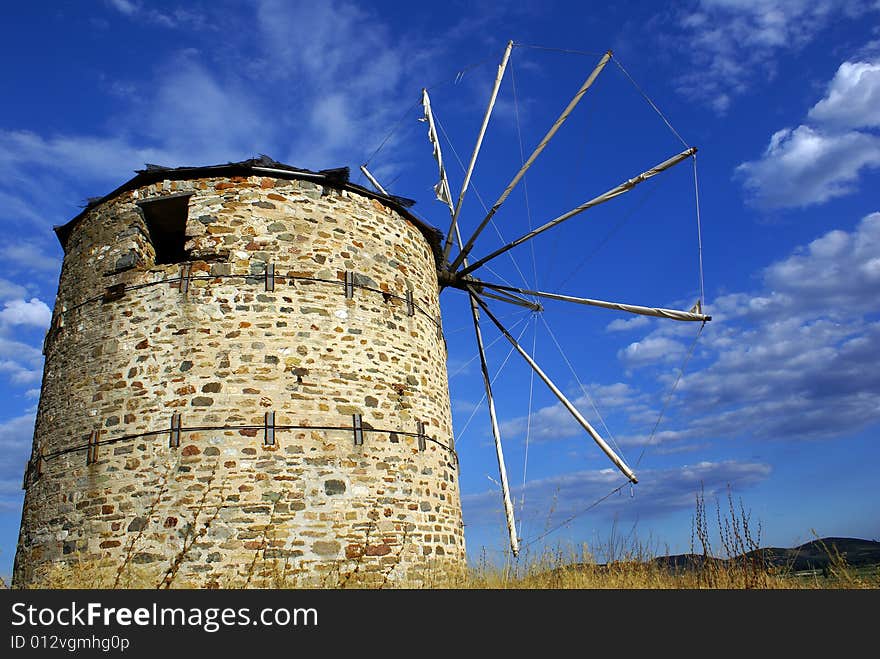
[14,157,465,587]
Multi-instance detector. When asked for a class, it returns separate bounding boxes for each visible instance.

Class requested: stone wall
[14,174,465,587]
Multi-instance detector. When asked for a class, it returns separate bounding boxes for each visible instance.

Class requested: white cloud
[607,315,651,332]
[0,58,269,181]
[808,60,880,129]
[0,279,26,301]
[106,0,137,15]
[0,298,51,328]
[0,343,43,390]
[0,0,452,193]
[763,212,880,309]
[0,411,36,509]
[254,0,421,169]
[0,296,49,391]
[105,0,203,29]
[494,212,880,459]
[146,57,272,163]
[0,129,174,184]
[500,383,644,442]
[0,189,51,226]
[675,1,878,113]
[736,125,880,208]
[618,335,687,366]
[623,212,880,445]
[0,242,60,274]
[0,336,41,363]
[0,360,41,385]
[735,54,880,209]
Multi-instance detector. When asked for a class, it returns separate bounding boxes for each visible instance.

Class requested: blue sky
[1,1,879,577]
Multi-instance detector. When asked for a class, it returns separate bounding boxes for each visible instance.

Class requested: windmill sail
[405,42,710,556]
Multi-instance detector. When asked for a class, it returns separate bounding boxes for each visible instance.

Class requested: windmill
[361,41,710,556]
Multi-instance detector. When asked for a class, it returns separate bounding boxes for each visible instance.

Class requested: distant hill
[653,537,880,573]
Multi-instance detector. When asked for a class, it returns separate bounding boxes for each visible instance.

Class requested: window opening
[138,193,192,264]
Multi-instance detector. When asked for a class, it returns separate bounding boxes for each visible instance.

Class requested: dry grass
[11,486,879,590]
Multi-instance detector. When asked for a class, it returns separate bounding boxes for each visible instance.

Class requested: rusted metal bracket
[264,411,276,446]
[417,420,427,451]
[265,263,275,292]
[344,271,354,299]
[87,429,101,465]
[179,264,192,294]
[169,412,181,448]
[102,283,126,303]
[353,413,363,446]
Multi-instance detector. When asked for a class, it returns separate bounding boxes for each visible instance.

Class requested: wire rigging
[447,312,531,377]
[510,56,540,292]
[540,314,629,465]
[361,46,504,176]
[513,43,607,57]
[453,313,535,445]
[693,154,706,306]
[362,96,422,170]
[522,481,630,549]
[555,182,661,290]
[518,313,539,540]
[635,321,706,469]
[611,55,689,150]
[434,115,536,298]
[510,56,541,541]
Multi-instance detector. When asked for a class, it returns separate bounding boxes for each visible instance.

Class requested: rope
[446,308,530,336]
[518,314,538,540]
[453,313,535,444]
[693,154,706,306]
[447,312,530,376]
[539,314,629,465]
[424,50,502,93]
[364,41,512,173]
[362,96,422,169]
[510,56,540,292]
[555,181,660,289]
[611,55,689,149]
[513,43,606,57]
[635,321,706,469]
[434,115,537,299]
[522,481,629,549]
[516,319,707,549]
[510,57,540,541]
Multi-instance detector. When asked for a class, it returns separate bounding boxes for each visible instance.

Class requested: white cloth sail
[421,89,454,212]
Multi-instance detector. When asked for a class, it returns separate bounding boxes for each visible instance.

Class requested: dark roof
[54,155,442,262]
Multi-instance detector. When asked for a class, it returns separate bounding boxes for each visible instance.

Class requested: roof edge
[54,157,442,265]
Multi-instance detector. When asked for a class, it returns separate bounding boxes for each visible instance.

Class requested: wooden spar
[449,50,613,273]
[359,165,389,195]
[470,290,638,484]
[470,291,520,556]
[441,40,514,266]
[450,211,520,555]
[479,288,543,312]
[457,146,697,277]
[471,280,711,322]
